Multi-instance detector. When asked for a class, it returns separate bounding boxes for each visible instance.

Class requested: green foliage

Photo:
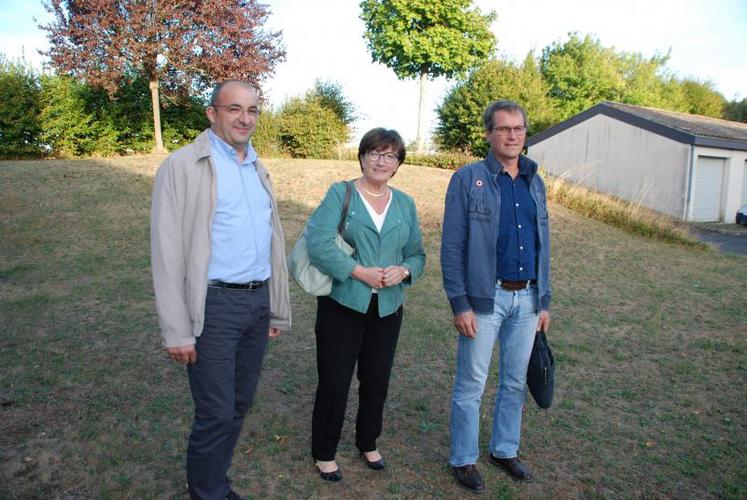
[311,80,357,125]
[252,107,284,157]
[359,0,496,80]
[39,75,119,157]
[724,97,747,123]
[435,56,557,156]
[539,33,689,120]
[0,56,42,158]
[278,97,348,158]
[675,79,726,118]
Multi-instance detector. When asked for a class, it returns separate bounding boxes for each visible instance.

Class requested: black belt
[208,279,266,290]
[499,279,536,291]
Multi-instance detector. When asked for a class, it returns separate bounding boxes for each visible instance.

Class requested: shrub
[278,97,348,158]
[0,56,42,158]
[252,107,284,157]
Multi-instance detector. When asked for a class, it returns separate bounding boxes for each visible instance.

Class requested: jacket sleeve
[400,195,426,286]
[440,171,472,315]
[151,158,195,347]
[306,183,358,281]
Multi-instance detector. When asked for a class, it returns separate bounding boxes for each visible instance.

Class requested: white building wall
[691,146,747,222]
[528,114,691,218]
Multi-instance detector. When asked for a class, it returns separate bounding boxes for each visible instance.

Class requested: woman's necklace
[358,180,389,198]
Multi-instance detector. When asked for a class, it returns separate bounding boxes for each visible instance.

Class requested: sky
[1,0,745,146]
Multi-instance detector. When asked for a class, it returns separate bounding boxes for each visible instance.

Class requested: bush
[39,75,120,157]
[0,56,42,158]
[278,97,348,158]
[252,107,284,157]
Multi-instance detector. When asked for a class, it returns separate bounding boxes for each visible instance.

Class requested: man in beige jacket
[151,80,290,500]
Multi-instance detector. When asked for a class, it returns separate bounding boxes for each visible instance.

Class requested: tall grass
[543,172,704,247]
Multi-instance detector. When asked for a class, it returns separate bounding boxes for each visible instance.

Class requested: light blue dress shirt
[207,130,272,283]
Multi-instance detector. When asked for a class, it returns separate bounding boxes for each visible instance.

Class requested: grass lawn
[1,155,745,499]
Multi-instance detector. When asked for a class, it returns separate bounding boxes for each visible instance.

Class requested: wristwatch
[402,265,410,278]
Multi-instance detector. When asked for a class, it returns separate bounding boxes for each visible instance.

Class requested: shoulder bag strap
[337,181,352,236]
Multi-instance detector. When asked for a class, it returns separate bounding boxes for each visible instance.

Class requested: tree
[676,79,725,118]
[724,97,747,123]
[39,0,285,153]
[0,55,42,158]
[311,79,357,126]
[540,33,628,120]
[360,0,495,153]
[435,55,557,156]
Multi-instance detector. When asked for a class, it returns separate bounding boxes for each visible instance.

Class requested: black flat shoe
[360,451,385,471]
[316,465,342,482]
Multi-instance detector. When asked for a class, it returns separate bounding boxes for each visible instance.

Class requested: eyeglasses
[366,151,399,164]
[212,104,260,117]
[493,126,527,136]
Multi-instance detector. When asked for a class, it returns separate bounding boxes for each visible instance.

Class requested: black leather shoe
[451,464,485,493]
[360,451,385,470]
[489,454,534,481]
[316,465,342,482]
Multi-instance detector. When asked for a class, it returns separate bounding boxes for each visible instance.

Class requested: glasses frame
[212,104,261,117]
[365,151,400,164]
[493,125,527,136]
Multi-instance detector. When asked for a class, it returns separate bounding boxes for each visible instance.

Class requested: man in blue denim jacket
[441,100,551,492]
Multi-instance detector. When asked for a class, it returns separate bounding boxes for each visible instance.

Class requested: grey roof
[527,101,747,151]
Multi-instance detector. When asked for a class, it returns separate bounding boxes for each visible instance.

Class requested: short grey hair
[483,100,529,132]
[209,80,259,106]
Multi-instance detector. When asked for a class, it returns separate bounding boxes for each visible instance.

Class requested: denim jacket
[440,152,551,315]
[307,181,426,317]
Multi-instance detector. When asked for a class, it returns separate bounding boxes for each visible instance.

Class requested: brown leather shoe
[489,454,534,481]
[451,464,485,493]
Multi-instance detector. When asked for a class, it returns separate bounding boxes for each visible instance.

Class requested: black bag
[526,330,555,409]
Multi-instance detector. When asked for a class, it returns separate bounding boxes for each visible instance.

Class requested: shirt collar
[208,129,257,166]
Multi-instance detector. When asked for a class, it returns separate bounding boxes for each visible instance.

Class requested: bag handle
[337,181,352,236]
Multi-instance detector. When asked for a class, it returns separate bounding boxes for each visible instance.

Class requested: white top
[358,189,392,232]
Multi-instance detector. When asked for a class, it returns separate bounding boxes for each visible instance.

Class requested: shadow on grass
[1,157,745,499]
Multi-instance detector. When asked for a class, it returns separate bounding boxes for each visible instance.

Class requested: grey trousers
[186,285,270,500]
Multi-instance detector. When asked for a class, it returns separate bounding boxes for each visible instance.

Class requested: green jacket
[307,181,426,316]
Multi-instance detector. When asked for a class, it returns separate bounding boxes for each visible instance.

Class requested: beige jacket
[151,130,291,348]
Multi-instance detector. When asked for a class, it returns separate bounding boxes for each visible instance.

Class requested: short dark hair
[209,80,259,106]
[483,100,529,132]
[357,128,406,172]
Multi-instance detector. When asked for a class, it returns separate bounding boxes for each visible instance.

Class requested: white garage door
[692,157,726,222]
[742,162,747,206]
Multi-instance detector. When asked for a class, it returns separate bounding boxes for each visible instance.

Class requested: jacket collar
[484,151,538,178]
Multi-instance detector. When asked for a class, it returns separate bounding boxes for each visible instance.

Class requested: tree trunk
[415,71,427,154]
[149,79,165,153]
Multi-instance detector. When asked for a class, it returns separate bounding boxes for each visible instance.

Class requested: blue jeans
[449,284,538,466]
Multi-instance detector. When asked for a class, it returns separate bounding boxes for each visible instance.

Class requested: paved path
[695,230,747,256]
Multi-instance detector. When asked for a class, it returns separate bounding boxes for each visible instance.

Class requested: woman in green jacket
[306,128,426,481]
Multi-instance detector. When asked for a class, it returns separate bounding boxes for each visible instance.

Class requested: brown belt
[499,279,536,291]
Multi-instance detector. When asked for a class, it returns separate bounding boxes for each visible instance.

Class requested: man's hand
[166,344,197,364]
[537,310,551,333]
[454,311,478,338]
[352,265,384,288]
[269,327,281,338]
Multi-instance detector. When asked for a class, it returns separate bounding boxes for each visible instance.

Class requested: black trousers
[186,285,270,500]
[311,294,403,461]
